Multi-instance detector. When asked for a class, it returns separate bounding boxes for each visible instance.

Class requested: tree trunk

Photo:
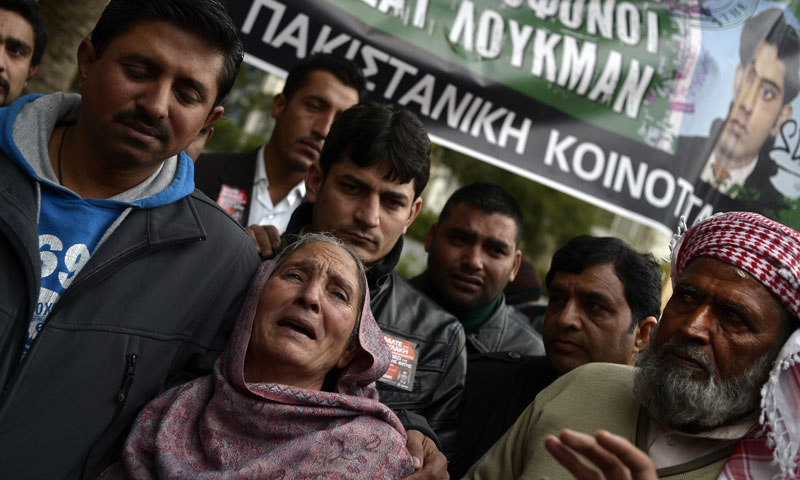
[24,0,107,96]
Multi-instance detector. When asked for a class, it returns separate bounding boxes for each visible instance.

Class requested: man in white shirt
[195,53,364,244]
[245,144,307,233]
[464,211,800,480]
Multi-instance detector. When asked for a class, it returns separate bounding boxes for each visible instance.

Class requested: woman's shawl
[114,258,413,479]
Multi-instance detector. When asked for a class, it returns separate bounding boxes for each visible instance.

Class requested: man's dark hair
[0,0,47,67]
[89,0,243,107]
[439,182,524,246]
[545,235,662,330]
[283,53,366,101]
[740,8,800,104]
[319,101,430,199]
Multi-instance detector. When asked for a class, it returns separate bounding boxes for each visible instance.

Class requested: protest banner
[227,0,800,232]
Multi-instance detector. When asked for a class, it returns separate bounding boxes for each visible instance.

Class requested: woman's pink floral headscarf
[106,248,413,479]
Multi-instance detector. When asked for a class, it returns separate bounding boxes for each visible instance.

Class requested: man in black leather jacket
[282,102,467,470]
[411,182,544,356]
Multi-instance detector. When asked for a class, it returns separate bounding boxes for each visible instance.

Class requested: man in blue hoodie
[0,0,260,477]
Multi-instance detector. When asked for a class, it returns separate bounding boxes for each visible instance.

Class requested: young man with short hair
[0,0,47,106]
[285,102,466,469]
[195,53,364,235]
[412,182,544,356]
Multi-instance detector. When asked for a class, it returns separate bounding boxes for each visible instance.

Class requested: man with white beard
[464,211,800,480]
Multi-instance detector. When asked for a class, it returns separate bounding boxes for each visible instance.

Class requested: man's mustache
[0,76,10,95]
[659,341,714,376]
[113,109,169,141]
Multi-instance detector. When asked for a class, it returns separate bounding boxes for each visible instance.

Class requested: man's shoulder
[123,190,257,265]
[183,190,259,264]
[676,133,710,151]
[196,149,259,165]
[556,362,635,395]
[567,361,634,376]
[503,302,540,334]
[390,272,458,318]
[375,272,465,341]
[495,303,545,354]
[194,149,260,197]
[187,189,254,237]
[467,352,553,382]
[531,362,639,434]
[674,120,723,169]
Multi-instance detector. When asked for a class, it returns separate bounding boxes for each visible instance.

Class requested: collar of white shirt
[247,144,306,232]
[699,152,758,197]
[646,411,757,469]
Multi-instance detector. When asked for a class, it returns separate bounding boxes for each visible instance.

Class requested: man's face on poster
[717,42,793,165]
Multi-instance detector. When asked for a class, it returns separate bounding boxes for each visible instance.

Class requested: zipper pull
[116,353,138,403]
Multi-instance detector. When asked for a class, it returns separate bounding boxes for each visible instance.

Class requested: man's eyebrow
[484,237,511,252]
[716,298,759,330]
[122,53,161,71]
[338,173,410,203]
[122,53,209,101]
[674,282,701,295]
[718,299,752,317]
[545,282,615,308]
[575,287,615,306]
[306,94,331,108]
[382,189,409,204]
[446,226,478,240]
[751,61,783,94]
[5,37,32,55]
[340,173,369,189]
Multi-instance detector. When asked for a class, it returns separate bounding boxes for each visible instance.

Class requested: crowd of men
[2,0,800,479]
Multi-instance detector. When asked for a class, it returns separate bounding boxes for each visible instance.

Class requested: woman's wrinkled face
[248,242,361,385]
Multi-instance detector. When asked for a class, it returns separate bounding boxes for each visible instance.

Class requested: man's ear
[305,163,323,203]
[402,197,423,234]
[423,222,438,252]
[631,316,658,360]
[26,64,38,81]
[271,93,286,119]
[76,37,97,90]
[771,103,793,138]
[203,106,224,130]
[507,250,523,283]
[336,340,359,369]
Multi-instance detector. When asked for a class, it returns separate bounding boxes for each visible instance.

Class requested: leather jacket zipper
[116,354,138,403]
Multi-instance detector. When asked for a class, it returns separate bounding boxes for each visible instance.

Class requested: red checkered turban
[669,211,800,321]
[669,213,800,478]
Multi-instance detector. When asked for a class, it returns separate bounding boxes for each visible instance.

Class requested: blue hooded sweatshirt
[0,93,196,352]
